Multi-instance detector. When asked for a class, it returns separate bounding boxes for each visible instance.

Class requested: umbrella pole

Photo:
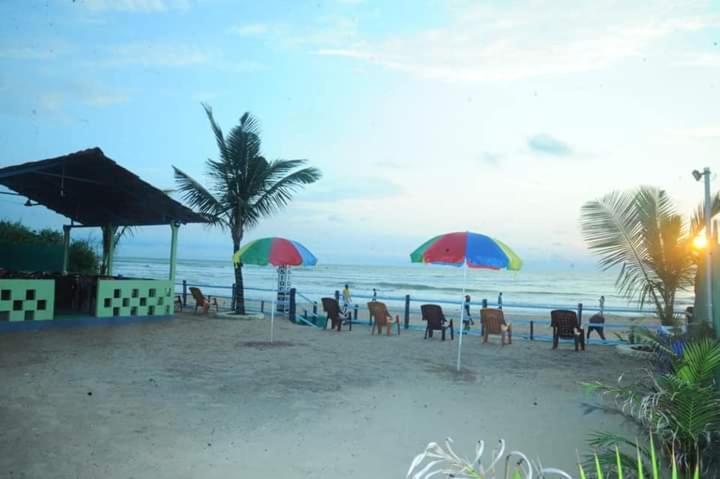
[270,299,275,344]
[456,263,467,372]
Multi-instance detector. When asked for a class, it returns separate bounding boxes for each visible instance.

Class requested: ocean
[114,257,695,315]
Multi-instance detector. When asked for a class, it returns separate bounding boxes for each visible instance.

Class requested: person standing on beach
[372,288,377,302]
[463,294,473,327]
[342,284,352,313]
[587,295,606,340]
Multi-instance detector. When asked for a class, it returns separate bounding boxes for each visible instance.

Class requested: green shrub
[0,221,99,274]
[68,240,98,274]
[584,334,720,476]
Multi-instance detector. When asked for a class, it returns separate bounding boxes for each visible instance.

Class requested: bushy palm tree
[173,104,321,314]
[581,187,697,324]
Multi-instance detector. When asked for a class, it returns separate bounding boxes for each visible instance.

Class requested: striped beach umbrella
[410,231,522,371]
[410,231,522,271]
[232,237,317,343]
[232,237,317,267]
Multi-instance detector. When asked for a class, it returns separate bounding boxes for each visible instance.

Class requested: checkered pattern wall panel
[0,280,55,321]
[95,279,173,318]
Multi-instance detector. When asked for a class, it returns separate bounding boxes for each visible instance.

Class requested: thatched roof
[0,148,207,227]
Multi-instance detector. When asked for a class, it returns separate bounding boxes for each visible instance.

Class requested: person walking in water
[342,284,352,314]
[587,295,606,341]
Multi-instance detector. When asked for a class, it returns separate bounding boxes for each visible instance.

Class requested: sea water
[114,257,694,314]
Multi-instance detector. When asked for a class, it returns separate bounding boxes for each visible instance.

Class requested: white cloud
[680,53,720,68]
[0,42,71,61]
[314,3,720,82]
[667,126,720,140]
[0,47,55,60]
[93,43,264,72]
[102,44,210,67]
[299,176,402,202]
[227,23,269,37]
[84,92,130,107]
[0,73,130,117]
[78,0,190,13]
[39,93,65,112]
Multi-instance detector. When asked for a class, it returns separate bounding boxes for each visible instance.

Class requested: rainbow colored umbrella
[232,237,317,267]
[410,231,522,371]
[232,237,317,343]
[410,231,522,270]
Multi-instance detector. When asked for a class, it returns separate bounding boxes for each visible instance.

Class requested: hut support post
[62,225,71,274]
[169,222,179,281]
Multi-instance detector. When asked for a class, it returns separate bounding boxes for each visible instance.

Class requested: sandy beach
[0,313,642,478]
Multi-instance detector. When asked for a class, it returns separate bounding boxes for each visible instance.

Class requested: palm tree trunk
[234,262,245,314]
[233,227,245,314]
[100,225,117,275]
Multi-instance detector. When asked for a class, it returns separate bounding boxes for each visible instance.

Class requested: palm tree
[99,225,133,275]
[581,187,696,324]
[173,104,321,314]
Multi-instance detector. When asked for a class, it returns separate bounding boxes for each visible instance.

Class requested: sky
[0,0,718,270]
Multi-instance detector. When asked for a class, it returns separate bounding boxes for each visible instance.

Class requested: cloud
[314,3,720,82]
[77,0,190,13]
[666,125,720,140]
[90,43,263,72]
[84,92,130,107]
[527,134,572,156]
[478,152,503,166]
[373,160,403,168]
[300,176,403,202]
[0,41,72,61]
[283,16,359,48]
[101,44,210,67]
[679,53,720,68]
[0,47,56,60]
[227,23,269,37]
[0,73,129,118]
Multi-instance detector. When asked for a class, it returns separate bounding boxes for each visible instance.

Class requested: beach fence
[175,279,691,346]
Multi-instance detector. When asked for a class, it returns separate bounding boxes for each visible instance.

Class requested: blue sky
[0,0,718,270]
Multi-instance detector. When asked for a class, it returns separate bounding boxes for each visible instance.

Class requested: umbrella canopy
[410,231,522,372]
[410,231,522,271]
[233,237,317,267]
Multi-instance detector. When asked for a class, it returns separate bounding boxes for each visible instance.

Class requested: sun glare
[693,233,709,250]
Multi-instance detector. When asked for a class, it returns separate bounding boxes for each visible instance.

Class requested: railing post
[353,304,358,322]
[530,320,534,340]
[404,294,410,329]
[577,302,583,326]
[498,292,503,310]
[231,284,236,311]
[182,279,187,307]
[289,288,297,323]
